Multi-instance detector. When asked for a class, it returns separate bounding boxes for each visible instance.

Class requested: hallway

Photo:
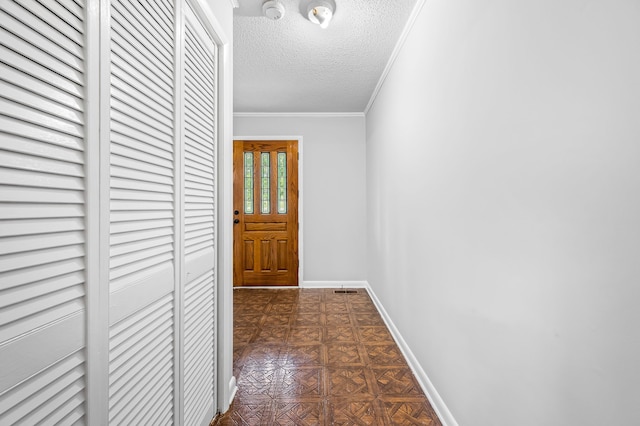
[217,288,441,425]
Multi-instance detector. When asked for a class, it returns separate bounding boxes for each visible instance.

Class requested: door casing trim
[232,136,304,286]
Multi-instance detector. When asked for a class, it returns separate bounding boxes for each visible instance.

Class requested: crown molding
[364,0,427,115]
[234,112,365,118]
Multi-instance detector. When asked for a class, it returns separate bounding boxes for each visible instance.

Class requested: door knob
[234,219,240,224]
[234,210,239,215]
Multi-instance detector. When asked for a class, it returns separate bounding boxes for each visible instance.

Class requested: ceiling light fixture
[307,0,335,29]
[262,0,285,20]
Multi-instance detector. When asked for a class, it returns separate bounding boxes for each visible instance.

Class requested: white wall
[206,0,233,34]
[366,1,640,425]
[234,115,367,283]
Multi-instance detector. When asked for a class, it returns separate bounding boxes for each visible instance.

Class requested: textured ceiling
[234,0,418,113]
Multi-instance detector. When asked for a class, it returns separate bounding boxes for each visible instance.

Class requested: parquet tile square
[216,288,441,425]
[253,326,289,344]
[273,400,324,425]
[289,326,323,344]
[325,293,347,302]
[242,345,284,369]
[234,327,257,346]
[269,303,295,314]
[350,302,376,313]
[327,367,373,396]
[261,313,292,327]
[325,302,349,313]
[277,366,324,396]
[236,368,278,397]
[297,302,323,313]
[328,397,380,426]
[354,312,386,326]
[283,344,324,366]
[326,312,352,326]
[298,293,322,304]
[364,343,407,366]
[294,313,323,326]
[326,326,358,343]
[326,343,364,365]
[380,397,442,425]
[358,326,394,343]
[372,367,423,396]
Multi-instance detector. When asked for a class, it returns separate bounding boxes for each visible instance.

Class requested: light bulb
[307,2,335,29]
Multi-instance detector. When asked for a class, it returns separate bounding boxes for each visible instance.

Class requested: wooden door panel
[233,140,298,286]
[277,241,288,270]
[244,240,254,270]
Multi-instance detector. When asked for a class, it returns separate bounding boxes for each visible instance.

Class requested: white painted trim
[0,313,85,390]
[229,0,240,8]
[217,40,234,414]
[366,284,459,426]
[173,2,186,423]
[301,281,369,288]
[233,136,304,286]
[84,0,112,423]
[192,0,230,45]
[363,0,427,115]
[216,35,235,420]
[84,0,101,423]
[228,375,238,406]
[234,112,365,118]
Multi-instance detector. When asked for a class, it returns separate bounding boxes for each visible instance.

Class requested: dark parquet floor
[216,288,442,425]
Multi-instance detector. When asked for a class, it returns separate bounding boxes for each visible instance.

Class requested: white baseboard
[228,375,237,407]
[366,284,458,426]
[301,280,369,288]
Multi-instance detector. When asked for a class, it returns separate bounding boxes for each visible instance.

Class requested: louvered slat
[12,0,84,45]
[0,351,86,425]
[0,1,87,424]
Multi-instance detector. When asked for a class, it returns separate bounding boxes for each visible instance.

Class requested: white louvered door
[0,0,89,424]
[183,4,218,425]
[0,0,224,424]
[108,0,177,424]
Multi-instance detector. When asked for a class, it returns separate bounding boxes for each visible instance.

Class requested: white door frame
[185,0,236,416]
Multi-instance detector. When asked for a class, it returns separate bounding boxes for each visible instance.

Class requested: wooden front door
[233,140,299,286]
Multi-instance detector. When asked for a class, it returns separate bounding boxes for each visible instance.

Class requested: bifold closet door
[183,4,218,425]
[108,0,176,424]
[0,1,89,424]
[0,0,221,424]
